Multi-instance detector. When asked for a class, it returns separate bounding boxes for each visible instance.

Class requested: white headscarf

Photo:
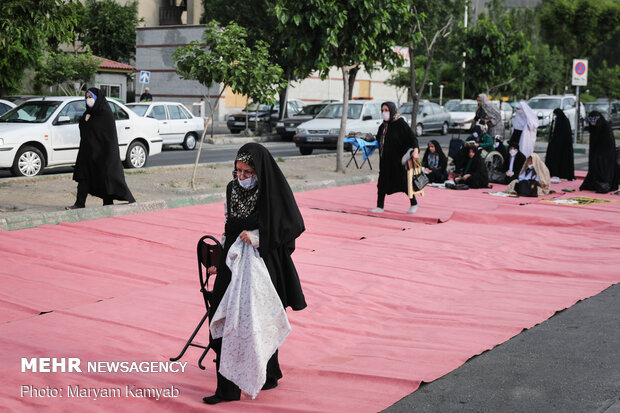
[513,101,539,132]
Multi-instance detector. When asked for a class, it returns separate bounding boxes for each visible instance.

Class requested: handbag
[407,159,428,198]
[516,179,538,197]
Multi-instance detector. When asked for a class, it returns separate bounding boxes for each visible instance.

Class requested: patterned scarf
[229,152,259,218]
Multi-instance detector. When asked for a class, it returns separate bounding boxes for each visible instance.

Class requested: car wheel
[299,147,313,155]
[416,123,423,137]
[183,133,197,150]
[441,122,449,135]
[11,146,44,177]
[124,141,148,169]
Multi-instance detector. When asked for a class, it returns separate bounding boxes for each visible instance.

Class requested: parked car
[443,99,460,111]
[527,94,586,134]
[126,101,204,150]
[399,100,451,136]
[293,100,383,155]
[4,95,43,105]
[275,103,328,140]
[584,100,620,129]
[0,99,16,116]
[0,96,162,177]
[227,100,304,133]
[447,99,478,131]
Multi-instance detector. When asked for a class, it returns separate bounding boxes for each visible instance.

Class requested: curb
[0,174,377,232]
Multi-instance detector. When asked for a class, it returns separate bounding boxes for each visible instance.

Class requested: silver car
[400,101,451,136]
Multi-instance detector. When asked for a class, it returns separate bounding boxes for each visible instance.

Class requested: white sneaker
[369,207,384,213]
[407,205,419,214]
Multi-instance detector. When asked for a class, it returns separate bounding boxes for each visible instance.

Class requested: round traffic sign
[575,62,586,75]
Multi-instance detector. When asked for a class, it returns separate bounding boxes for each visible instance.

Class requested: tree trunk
[348,65,360,100]
[409,45,420,134]
[336,65,354,172]
[191,86,224,190]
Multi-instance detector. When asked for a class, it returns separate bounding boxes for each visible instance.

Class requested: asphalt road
[0,131,588,179]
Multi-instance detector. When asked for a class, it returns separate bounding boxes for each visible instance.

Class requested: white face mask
[86,98,95,108]
[494,142,500,148]
[382,111,390,122]
[238,175,258,190]
[509,149,518,156]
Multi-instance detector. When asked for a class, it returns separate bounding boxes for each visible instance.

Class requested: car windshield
[317,103,363,119]
[585,103,609,113]
[450,103,477,112]
[297,104,325,116]
[0,101,61,123]
[528,98,561,110]
[245,103,271,112]
[399,103,413,115]
[444,100,459,111]
[127,105,149,116]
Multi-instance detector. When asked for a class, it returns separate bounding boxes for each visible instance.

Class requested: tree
[0,0,77,96]
[173,21,283,189]
[538,0,620,87]
[36,50,100,96]
[203,0,314,119]
[455,14,532,98]
[275,0,407,171]
[76,0,142,63]
[396,0,461,131]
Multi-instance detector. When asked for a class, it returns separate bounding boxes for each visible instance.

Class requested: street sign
[139,71,151,84]
[572,59,588,86]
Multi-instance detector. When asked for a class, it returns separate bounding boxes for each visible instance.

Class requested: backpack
[448,137,464,159]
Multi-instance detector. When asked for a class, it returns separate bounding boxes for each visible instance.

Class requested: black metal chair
[170,235,222,369]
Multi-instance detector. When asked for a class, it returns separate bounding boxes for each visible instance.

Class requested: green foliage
[588,61,620,99]
[77,0,141,63]
[0,0,77,95]
[173,21,284,105]
[36,50,100,96]
[538,0,620,83]
[455,15,532,97]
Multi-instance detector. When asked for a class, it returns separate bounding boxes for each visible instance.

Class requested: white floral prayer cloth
[209,237,291,398]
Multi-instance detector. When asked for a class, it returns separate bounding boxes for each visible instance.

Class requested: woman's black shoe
[262,378,278,390]
[65,204,85,210]
[202,395,223,405]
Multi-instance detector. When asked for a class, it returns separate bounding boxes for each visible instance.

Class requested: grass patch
[126,169,149,175]
[277,157,285,163]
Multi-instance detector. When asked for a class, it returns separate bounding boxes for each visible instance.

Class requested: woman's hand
[207,266,217,275]
[239,230,252,244]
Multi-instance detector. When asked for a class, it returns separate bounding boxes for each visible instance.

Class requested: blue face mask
[238,175,258,190]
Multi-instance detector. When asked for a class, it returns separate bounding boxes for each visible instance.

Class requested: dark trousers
[210,337,282,400]
[75,181,113,207]
[376,188,417,208]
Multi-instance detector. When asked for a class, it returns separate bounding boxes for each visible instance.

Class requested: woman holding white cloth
[203,143,306,405]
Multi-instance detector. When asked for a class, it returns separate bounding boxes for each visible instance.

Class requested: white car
[447,99,478,131]
[527,94,586,133]
[126,101,204,150]
[293,100,383,155]
[0,96,162,177]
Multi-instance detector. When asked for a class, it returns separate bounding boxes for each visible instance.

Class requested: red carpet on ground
[1,176,619,412]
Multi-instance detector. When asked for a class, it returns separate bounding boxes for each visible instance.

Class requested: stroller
[170,235,222,369]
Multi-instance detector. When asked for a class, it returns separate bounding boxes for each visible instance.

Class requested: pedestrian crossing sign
[139,71,151,84]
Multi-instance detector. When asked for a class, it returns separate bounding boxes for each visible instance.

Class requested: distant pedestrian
[458,94,503,138]
[140,87,153,102]
[66,88,135,209]
[545,108,575,180]
[369,101,420,214]
[580,111,617,193]
[511,101,538,157]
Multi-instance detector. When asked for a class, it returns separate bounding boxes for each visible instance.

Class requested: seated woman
[422,140,448,183]
[467,124,494,153]
[453,145,489,189]
[580,111,617,193]
[501,142,526,185]
[507,153,551,196]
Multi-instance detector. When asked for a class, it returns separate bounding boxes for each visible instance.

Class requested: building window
[99,84,121,99]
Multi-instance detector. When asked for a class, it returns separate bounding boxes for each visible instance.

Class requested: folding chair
[170,235,222,370]
[345,136,379,169]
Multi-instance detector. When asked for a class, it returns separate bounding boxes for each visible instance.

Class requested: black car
[584,100,620,129]
[226,101,304,134]
[275,103,327,139]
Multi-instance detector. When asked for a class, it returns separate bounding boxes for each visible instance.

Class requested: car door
[360,103,382,133]
[165,104,187,143]
[50,100,84,164]
[108,102,133,153]
[148,104,174,144]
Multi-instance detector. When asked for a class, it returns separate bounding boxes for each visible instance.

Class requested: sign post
[571,59,588,145]
[138,70,151,100]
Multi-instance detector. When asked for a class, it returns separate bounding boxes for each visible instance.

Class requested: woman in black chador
[545,108,575,180]
[67,88,135,209]
[204,143,306,404]
[580,111,617,194]
[369,101,419,214]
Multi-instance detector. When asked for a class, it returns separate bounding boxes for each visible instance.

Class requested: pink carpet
[1,175,619,412]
